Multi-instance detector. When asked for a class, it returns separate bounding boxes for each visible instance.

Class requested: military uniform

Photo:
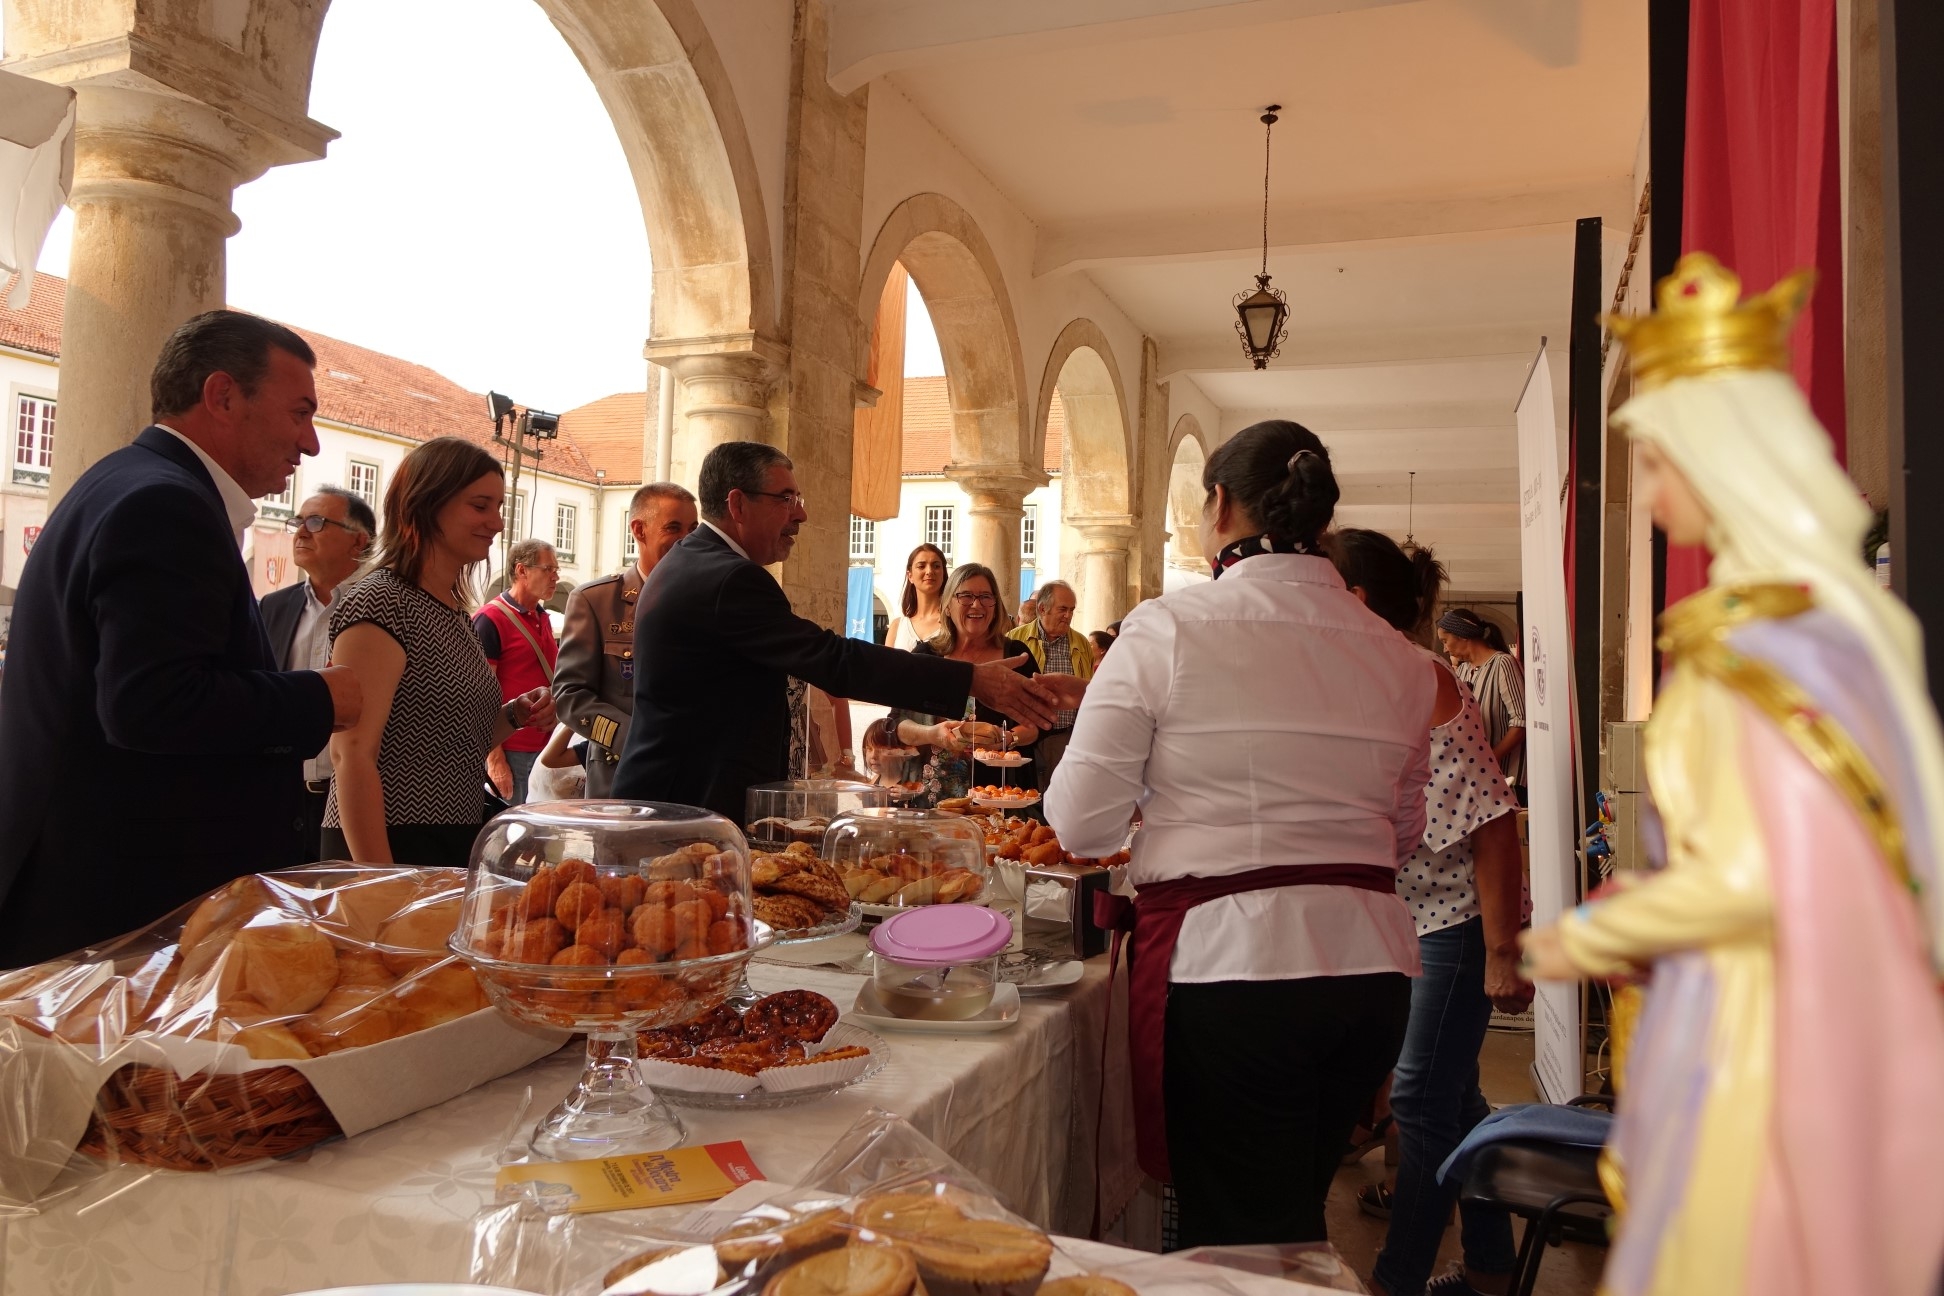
[552,563,643,797]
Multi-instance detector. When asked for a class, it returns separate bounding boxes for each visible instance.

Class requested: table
[0,957,1142,1296]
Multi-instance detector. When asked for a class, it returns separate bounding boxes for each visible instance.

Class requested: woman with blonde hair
[889,562,1039,805]
[885,543,947,649]
[324,437,555,866]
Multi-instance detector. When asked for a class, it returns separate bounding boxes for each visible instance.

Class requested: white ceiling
[841,0,1648,591]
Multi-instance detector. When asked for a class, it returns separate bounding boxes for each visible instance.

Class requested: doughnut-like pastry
[644,879,697,908]
[551,943,607,967]
[692,879,732,921]
[598,873,646,914]
[632,903,680,956]
[743,990,839,1043]
[555,859,597,887]
[706,918,745,956]
[576,910,628,960]
[503,916,567,964]
[554,881,606,929]
[519,868,564,919]
[613,966,683,1014]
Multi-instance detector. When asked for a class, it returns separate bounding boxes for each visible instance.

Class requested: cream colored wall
[863,475,1066,632]
[0,349,60,597]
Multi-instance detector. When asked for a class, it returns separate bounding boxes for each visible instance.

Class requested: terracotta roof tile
[899,375,1063,475]
[0,272,604,484]
[556,377,664,486]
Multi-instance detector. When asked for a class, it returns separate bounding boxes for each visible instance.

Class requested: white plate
[972,751,1031,768]
[850,981,1022,1032]
[1013,960,1085,993]
[971,791,1041,810]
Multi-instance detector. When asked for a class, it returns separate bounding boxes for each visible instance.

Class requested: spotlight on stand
[520,409,560,440]
[486,391,516,426]
[1233,105,1290,370]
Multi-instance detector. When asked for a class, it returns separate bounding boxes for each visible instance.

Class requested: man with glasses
[613,441,1062,821]
[1004,578,1094,788]
[261,486,377,856]
[474,538,561,803]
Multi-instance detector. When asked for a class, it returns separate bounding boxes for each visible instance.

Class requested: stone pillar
[657,350,785,490]
[1069,514,1138,634]
[945,464,1046,609]
[47,86,313,499]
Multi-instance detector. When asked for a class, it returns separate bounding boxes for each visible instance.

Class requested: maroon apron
[1098,863,1398,1183]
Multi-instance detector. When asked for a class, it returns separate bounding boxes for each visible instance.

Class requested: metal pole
[1569,218,1605,834]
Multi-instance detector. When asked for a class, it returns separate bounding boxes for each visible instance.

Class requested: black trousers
[297,785,330,863]
[1163,972,1412,1249]
[319,823,481,870]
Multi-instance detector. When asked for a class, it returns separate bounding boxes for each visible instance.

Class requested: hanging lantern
[1234,106,1289,369]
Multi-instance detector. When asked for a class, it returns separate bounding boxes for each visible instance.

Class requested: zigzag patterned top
[322,567,502,829]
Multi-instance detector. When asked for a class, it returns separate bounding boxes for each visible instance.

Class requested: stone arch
[1164,414,1210,572]
[537,0,774,342]
[1039,318,1133,517]
[859,194,1028,465]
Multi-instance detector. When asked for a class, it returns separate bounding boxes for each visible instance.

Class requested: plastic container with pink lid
[867,905,1013,1021]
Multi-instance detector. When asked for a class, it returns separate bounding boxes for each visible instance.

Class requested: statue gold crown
[1606,252,1815,391]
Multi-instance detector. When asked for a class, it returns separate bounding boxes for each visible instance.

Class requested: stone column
[49,87,295,499]
[945,464,1047,609]
[1069,514,1138,634]
[647,345,787,491]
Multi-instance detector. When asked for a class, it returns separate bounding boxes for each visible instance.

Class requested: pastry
[232,1021,312,1061]
[761,1244,919,1296]
[743,989,839,1042]
[714,1206,848,1269]
[637,1027,695,1058]
[218,920,341,1015]
[598,873,648,914]
[695,1034,804,1074]
[1039,1279,1136,1296]
[575,909,628,959]
[680,1002,746,1042]
[753,894,827,931]
[320,873,428,942]
[899,1218,1053,1296]
[388,961,488,1031]
[334,948,394,987]
[292,984,401,1055]
[849,1188,970,1235]
[553,881,607,929]
[768,870,849,911]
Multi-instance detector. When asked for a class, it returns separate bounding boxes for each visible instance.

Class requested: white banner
[1515,343,1582,1104]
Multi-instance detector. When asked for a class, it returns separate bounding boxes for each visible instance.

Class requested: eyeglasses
[742,489,807,509]
[286,514,364,537]
[953,592,997,605]
[524,565,560,576]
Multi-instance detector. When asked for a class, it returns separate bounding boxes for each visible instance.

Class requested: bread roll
[292,985,401,1055]
[178,876,274,979]
[234,1022,313,1061]
[218,921,340,1015]
[377,898,463,976]
[389,961,488,1033]
[321,873,427,942]
[334,948,394,987]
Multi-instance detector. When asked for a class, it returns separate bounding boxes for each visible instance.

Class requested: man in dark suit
[260,485,376,859]
[0,311,361,966]
[612,441,1058,821]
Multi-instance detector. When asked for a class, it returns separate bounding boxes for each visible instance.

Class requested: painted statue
[1523,254,1944,1296]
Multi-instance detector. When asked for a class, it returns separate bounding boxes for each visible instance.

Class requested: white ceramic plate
[972,750,1031,768]
[651,1023,890,1109]
[849,981,1022,1032]
[1012,960,1085,993]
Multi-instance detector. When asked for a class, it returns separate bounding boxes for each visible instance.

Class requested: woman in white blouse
[885,543,947,649]
[1046,420,1437,1249]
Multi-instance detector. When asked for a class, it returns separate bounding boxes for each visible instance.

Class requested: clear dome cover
[449,800,765,1160]
[822,808,989,908]
[744,779,891,851]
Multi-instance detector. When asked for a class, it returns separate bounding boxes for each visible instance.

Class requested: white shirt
[292,579,336,782]
[157,425,255,544]
[701,518,751,562]
[1045,553,1436,982]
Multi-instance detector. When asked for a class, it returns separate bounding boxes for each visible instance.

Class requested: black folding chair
[1455,1098,1612,1296]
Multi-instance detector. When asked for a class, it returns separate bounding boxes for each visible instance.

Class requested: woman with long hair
[1046,419,1436,1248]
[885,543,947,649]
[1327,528,1530,1296]
[889,562,1039,805]
[324,438,555,866]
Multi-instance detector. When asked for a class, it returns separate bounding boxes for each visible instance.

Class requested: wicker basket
[77,1062,344,1171]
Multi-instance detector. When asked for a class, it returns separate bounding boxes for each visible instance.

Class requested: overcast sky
[25,0,944,410]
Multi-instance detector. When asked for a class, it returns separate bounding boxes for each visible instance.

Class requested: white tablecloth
[0,957,1141,1296]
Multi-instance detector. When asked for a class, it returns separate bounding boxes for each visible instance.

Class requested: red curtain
[1666,0,1845,603]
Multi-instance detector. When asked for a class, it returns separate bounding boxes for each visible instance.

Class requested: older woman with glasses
[889,563,1040,807]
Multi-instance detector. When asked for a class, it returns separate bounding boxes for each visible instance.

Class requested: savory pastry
[218,920,341,1015]
[680,1002,746,1042]
[898,1218,1053,1296]
[767,870,849,911]
[850,1190,968,1235]
[935,797,973,815]
[743,989,839,1042]
[753,894,827,931]
[761,1244,919,1296]
[695,1035,805,1074]
[636,1027,695,1058]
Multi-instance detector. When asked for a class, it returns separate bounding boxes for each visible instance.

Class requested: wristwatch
[502,700,521,728]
